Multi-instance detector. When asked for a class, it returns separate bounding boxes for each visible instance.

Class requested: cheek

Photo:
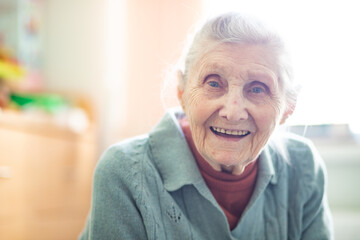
[250,105,281,156]
[183,90,215,148]
[252,103,283,132]
[183,86,200,110]
[183,89,210,123]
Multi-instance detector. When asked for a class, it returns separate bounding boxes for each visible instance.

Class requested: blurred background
[0,0,359,239]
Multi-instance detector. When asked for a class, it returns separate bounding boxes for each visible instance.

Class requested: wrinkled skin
[178,43,292,175]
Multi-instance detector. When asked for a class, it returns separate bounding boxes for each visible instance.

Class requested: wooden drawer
[0,111,96,240]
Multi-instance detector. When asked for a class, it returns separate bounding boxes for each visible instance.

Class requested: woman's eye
[251,86,265,93]
[208,81,220,88]
[247,81,269,95]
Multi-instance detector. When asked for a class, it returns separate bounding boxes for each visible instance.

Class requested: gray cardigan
[80,109,333,240]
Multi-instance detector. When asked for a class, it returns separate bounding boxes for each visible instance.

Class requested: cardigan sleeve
[79,145,148,240]
[301,195,333,240]
[297,140,334,240]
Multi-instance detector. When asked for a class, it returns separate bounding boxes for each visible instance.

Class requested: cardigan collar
[149,108,204,191]
[148,108,278,192]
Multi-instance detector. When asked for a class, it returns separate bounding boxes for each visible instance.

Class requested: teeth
[211,127,250,136]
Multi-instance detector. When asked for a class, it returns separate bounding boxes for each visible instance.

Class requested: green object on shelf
[10,92,68,113]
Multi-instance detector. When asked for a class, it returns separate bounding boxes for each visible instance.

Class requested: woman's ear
[177,87,184,102]
[280,100,296,125]
[177,70,186,110]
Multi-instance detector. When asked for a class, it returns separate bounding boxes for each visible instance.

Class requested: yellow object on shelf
[0,59,25,81]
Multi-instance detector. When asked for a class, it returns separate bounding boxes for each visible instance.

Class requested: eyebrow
[247,70,278,88]
[197,62,228,82]
[199,62,236,79]
[198,62,280,88]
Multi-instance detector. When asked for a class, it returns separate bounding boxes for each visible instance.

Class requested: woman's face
[179,43,290,174]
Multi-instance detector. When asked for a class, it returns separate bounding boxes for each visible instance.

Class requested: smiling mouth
[210,126,251,138]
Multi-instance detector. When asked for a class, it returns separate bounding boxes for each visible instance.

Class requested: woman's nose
[218,92,249,122]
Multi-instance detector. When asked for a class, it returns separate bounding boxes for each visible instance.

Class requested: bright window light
[203,0,360,130]
[105,0,128,122]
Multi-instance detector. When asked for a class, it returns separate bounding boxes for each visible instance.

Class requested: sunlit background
[0,0,359,239]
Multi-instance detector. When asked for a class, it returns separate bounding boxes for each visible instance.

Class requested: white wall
[42,0,125,152]
[41,0,202,152]
[43,0,106,95]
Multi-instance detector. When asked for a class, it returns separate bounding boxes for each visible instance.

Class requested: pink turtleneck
[179,117,258,230]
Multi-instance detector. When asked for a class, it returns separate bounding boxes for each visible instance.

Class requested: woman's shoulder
[283,133,323,167]
[93,134,154,185]
[269,132,319,165]
[104,134,151,160]
[278,132,327,189]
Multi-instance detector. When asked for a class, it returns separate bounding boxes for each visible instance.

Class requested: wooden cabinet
[0,110,96,240]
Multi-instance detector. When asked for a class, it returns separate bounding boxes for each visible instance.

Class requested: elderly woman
[80,12,333,239]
